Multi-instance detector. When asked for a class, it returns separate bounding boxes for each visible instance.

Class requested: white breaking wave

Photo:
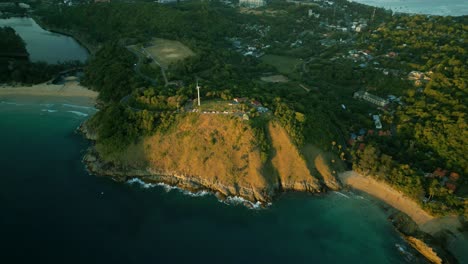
[181,189,211,197]
[41,109,58,113]
[334,191,351,199]
[155,182,179,192]
[126,178,265,209]
[127,178,156,188]
[224,196,264,209]
[1,101,24,106]
[62,103,95,110]
[67,111,88,117]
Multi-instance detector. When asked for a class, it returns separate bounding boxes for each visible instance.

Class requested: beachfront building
[239,0,266,8]
[353,90,388,107]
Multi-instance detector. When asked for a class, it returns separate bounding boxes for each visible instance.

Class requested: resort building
[239,0,266,8]
[353,90,388,107]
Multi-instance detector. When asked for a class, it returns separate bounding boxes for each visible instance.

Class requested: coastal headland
[81,114,328,205]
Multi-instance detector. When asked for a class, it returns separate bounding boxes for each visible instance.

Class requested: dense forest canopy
[0,26,28,55]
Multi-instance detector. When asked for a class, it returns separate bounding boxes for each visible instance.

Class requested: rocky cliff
[81,113,331,204]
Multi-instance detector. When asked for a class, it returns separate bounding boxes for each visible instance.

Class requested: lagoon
[0,17,89,64]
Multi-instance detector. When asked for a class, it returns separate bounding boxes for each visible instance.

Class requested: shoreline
[0,81,98,107]
[32,15,99,55]
[338,171,435,227]
[338,170,467,263]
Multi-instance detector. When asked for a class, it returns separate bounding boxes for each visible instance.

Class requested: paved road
[141,47,169,86]
[126,47,158,87]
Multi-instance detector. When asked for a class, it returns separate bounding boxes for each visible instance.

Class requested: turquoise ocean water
[350,0,468,16]
[0,100,422,263]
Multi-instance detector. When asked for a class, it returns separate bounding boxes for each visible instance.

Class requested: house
[251,100,262,107]
[158,0,178,3]
[242,114,250,120]
[372,115,382,129]
[233,97,248,103]
[354,91,388,107]
[257,106,269,113]
[358,143,366,151]
[449,172,460,182]
[387,52,397,58]
[446,183,457,192]
[433,168,448,178]
[378,130,391,136]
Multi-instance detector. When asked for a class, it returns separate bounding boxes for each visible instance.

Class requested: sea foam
[126,178,263,208]
[333,191,351,199]
[62,103,95,110]
[67,111,88,117]
[1,101,24,106]
[127,178,156,188]
[224,196,264,209]
[41,109,58,113]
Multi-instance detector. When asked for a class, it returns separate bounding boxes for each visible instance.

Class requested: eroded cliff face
[82,114,330,203]
[267,122,321,193]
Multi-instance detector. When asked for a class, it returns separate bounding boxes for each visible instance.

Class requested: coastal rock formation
[82,114,328,203]
[268,122,321,193]
[314,154,342,191]
[389,211,461,264]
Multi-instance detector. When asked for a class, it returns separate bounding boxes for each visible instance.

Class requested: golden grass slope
[143,113,278,200]
[268,122,321,192]
[92,113,326,201]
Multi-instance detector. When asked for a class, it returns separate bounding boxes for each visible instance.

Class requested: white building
[354,91,388,107]
[239,0,266,8]
[372,115,382,129]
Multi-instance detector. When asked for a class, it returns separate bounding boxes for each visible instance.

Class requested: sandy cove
[339,171,468,263]
[0,81,98,106]
[338,171,465,234]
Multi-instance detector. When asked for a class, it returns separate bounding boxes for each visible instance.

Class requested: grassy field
[261,54,302,75]
[199,100,242,112]
[144,38,195,68]
[260,75,289,83]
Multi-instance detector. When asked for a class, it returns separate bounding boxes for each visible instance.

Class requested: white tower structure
[196,80,201,106]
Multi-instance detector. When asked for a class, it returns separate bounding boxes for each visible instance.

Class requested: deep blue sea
[0,99,423,263]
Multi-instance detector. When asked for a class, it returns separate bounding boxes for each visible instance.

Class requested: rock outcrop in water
[80,114,336,204]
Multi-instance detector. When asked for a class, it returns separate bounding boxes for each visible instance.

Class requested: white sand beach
[0,81,98,106]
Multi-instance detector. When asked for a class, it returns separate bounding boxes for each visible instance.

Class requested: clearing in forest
[261,54,302,75]
[144,38,195,68]
[260,75,289,83]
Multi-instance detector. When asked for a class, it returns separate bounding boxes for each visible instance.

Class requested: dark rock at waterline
[389,212,459,264]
